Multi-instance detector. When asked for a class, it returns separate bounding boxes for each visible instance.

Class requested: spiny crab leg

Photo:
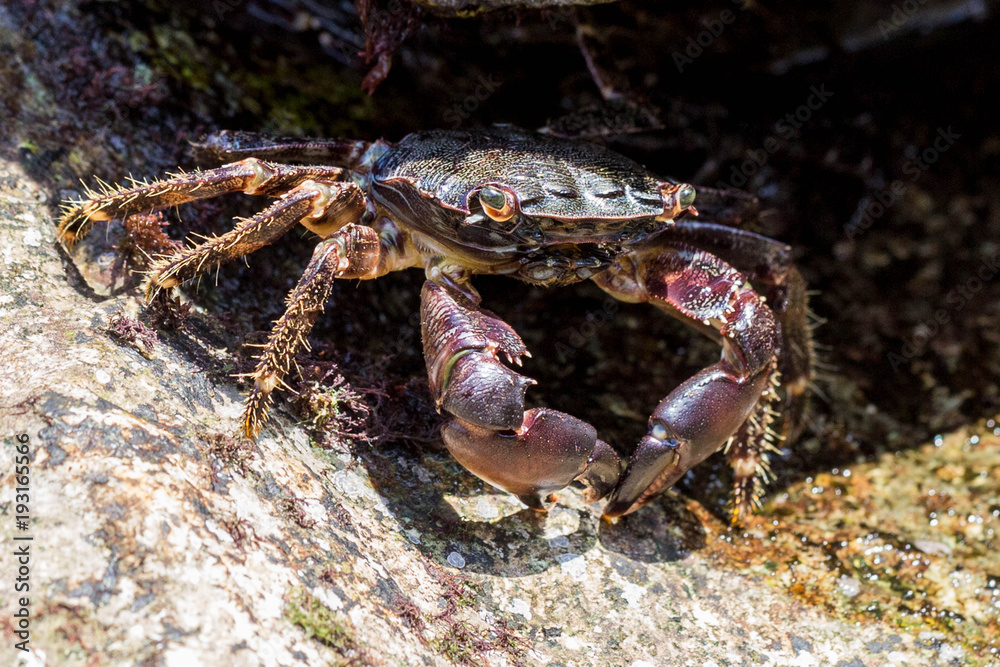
[192,130,375,170]
[594,243,780,520]
[57,158,350,245]
[57,157,376,439]
[243,224,380,437]
[421,281,622,510]
[142,179,365,299]
[723,380,782,521]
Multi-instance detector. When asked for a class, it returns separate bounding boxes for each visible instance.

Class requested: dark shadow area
[597,494,707,562]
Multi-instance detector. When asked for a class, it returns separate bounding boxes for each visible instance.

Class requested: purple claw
[603,367,770,518]
[441,408,620,503]
[439,351,535,430]
[422,281,622,506]
[595,243,779,519]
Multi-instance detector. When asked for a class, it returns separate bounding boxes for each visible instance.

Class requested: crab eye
[678,184,696,210]
[478,186,516,222]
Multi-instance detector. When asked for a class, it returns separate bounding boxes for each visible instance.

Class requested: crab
[58,126,812,521]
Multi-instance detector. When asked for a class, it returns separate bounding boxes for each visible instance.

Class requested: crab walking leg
[144,180,365,298]
[243,224,381,437]
[678,185,760,228]
[192,131,375,170]
[670,221,814,442]
[766,265,811,441]
[421,281,622,510]
[57,158,350,245]
[594,243,779,519]
[723,383,781,522]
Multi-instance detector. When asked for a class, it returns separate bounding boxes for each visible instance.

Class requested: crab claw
[442,408,621,510]
[439,351,536,430]
[602,366,770,518]
[422,280,622,509]
[594,241,779,520]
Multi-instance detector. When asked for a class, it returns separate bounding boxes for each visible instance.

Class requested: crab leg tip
[155,276,181,289]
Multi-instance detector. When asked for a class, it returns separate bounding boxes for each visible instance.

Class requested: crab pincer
[421,281,622,510]
[595,244,781,519]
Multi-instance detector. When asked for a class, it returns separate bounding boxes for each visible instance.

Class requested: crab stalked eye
[657,182,699,222]
[678,184,696,210]
[478,185,516,222]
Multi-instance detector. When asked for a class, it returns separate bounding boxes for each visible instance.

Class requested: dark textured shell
[372,127,668,221]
